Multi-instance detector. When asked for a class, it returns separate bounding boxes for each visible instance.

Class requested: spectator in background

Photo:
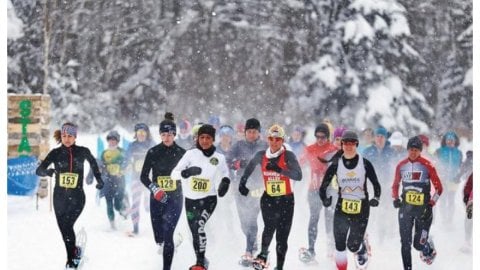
[298,123,338,262]
[216,125,235,156]
[289,125,306,157]
[208,115,221,141]
[100,130,128,230]
[125,123,156,236]
[333,126,347,150]
[227,118,268,266]
[456,150,473,183]
[418,134,434,161]
[434,131,463,227]
[322,119,334,141]
[191,123,203,146]
[175,119,193,150]
[235,122,246,141]
[389,131,407,163]
[363,126,396,244]
[358,128,374,154]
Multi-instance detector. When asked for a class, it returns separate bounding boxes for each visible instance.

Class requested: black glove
[369,197,379,207]
[393,199,402,208]
[266,160,282,173]
[218,177,230,197]
[322,196,332,207]
[96,181,104,190]
[239,182,250,196]
[46,168,56,177]
[181,166,202,178]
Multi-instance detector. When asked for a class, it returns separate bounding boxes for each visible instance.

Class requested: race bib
[157,176,177,191]
[405,191,424,206]
[106,164,121,175]
[341,198,362,214]
[134,160,144,172]
[59,173,79,188]
[266,180,286,196]
[190,177,211,192]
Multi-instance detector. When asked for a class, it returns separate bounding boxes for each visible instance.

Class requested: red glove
[428,199,436,207]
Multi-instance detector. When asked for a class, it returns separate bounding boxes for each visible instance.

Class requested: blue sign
[8,156,40,196]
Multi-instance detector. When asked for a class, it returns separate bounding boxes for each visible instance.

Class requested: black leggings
[398,205,433,270]
[150,191,183,270]
[185,196,217,265]
[260,193,294,269]
[53,189,85,264]
[333,198,369,252]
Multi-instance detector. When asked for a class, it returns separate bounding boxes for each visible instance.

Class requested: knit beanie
[245,118,261,131]
[134,123,149,132]
[418,134,429,147]
[198,124,216,140]
[342,130,359,142]
[218,125,235,137]
[106,130,120,141]
[314,123,330,139]
[407,136,423,151]
[375,126,388,137]
[333,126,347,139]
[159,112,177,135]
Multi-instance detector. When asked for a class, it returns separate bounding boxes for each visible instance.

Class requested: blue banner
[7,156,40,196]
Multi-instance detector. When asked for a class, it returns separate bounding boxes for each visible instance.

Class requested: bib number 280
[190,177,211,192]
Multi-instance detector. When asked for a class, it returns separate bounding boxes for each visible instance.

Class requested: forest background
[7,0,473,138]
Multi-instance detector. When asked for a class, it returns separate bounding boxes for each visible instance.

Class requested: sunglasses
[268,137,283,142]
[136,130,147,136]
[342,141,357,146]
[315,135,327,140]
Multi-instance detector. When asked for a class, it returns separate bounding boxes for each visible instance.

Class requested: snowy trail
[8,179,472,270]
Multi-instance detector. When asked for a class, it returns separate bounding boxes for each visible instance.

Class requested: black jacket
[36,144,103,191]
[140,142,186,193]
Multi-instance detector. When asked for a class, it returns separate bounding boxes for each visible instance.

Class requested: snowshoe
[239,252,254,267]
[420,238,437,265]
[252,252,269,270]
[298,247,317,264]
[74,227,87,269]
[354,240,369,270]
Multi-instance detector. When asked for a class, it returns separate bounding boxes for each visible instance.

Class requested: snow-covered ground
[7,134,474,269]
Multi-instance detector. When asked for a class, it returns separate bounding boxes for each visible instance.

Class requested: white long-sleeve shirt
[171,148,229,200]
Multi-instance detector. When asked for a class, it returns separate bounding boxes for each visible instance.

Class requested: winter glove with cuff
[218,177,230,197]
[149,183,168,203]
[265,161,282,173]
[369,197,380,207]
[96,179,104,190]
[181,166,202,178]
[239,176,250,196]
[393,199,402,208]
[322,196,332,207]
[46,168,57,177]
